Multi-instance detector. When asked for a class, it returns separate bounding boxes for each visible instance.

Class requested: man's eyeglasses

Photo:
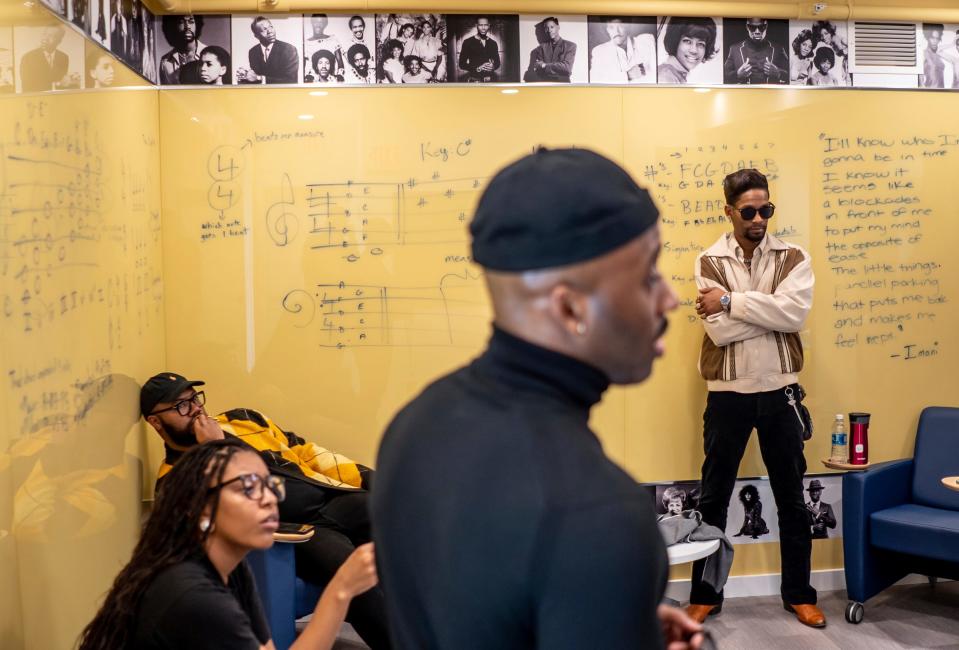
[213,473,286,502]
[150,391,206,416]
[733,203,776,220]
[746,23,767,32]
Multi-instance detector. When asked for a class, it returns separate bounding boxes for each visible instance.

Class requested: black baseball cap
[470,148,659,272]
[140,372,205,417]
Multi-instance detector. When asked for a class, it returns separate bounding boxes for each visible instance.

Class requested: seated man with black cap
[140,372,390,650]
[372,148,704,649]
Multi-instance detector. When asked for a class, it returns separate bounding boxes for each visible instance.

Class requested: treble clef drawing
[266,173,297,246]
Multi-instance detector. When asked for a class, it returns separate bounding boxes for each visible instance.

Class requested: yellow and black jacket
[156,407,367,492]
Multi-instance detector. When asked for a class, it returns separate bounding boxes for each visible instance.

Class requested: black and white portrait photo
[77,0,110,47]
[656,16,723,84]
[304,14,375,85]
[87,0,109,47]
[723,480,778,544]
[790,20,850,86]
[0,28,13,94]
[921,23,959,88]
[375,13,446,84]
[86,48,116,88]
[651,481,702,521]
[804,476,843,539]
[447,14,520,83]
[519,15,587,83]
[156,14,231,85]
[139,3,157,82]
[587,15,657,84]
[14,24,83,92]
[109,0,145,72]
[723,18,789,85]
[68,0,88,31]
[232,14,301,85]
[733,484,769,539]
[804,480,836,539]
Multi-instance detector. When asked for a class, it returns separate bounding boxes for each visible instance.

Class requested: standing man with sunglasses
[139,372,391,649]
[688,169,821,628]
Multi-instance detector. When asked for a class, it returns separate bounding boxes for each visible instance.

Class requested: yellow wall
[158,85,958,583]
[0,85,165,648]
[0,8,164,648]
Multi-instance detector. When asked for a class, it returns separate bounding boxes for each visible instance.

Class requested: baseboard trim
[665,570,937,602]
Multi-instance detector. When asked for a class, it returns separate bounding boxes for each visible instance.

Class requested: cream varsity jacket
[694,232,814,393]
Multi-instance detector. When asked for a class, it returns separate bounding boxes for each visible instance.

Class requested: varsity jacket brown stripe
[694,233,814,393]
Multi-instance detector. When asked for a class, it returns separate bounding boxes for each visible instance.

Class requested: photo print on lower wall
[646,474,843,544]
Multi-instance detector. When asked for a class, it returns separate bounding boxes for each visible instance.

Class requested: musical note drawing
[304,176,485,260]
[281,270,488,348]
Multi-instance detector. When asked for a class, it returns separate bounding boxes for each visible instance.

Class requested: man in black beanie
[372,148,702,649]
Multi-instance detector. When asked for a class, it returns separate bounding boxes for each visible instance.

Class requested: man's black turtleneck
[372,326,668,649]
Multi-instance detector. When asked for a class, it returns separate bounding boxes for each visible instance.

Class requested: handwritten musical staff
[281,271,488,348]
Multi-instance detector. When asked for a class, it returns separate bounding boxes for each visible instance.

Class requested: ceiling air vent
[849,21,920,74]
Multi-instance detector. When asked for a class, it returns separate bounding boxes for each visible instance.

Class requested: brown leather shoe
[784,603,826,628]
[686,603,722,623]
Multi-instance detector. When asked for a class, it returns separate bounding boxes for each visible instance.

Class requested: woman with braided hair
[78,438,377,650]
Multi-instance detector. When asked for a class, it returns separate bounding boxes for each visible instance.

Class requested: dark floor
[327,581,959,649]
[706,581,959,649]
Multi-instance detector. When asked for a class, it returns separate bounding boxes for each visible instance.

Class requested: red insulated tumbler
[849,412,870,465]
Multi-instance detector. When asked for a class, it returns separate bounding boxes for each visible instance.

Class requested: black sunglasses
[212,473,286,502]
[747,23,767,32]
[150,391,206,416]
[733,203,776,220]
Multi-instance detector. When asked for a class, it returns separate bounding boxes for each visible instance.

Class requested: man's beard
[162,421,197,448]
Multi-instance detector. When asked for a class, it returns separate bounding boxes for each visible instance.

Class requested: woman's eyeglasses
[150,391,206,416]
[213,473,286,502]
[733,203,776,220]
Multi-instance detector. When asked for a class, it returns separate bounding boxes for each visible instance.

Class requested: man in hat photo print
[805,479,837,539]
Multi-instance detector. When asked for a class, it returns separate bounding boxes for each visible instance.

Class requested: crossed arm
[694,253,814,347]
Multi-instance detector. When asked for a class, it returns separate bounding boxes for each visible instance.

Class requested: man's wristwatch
[720,292,731,312]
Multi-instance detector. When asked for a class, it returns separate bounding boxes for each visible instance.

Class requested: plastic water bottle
[830,414,848,463]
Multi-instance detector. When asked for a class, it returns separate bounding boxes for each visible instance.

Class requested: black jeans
[291,490,392,649]
[689,387,816,606]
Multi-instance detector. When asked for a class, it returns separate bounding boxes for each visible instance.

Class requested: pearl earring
[199,518,211,532]
[575,322,587,335]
